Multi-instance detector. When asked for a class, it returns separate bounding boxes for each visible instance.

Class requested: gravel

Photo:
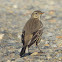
[0,0,62,62]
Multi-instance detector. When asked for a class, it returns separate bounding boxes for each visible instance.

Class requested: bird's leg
[37,45,43,53]
[36,42,43,53]
[25,46,29,53]
[25,46,31,55]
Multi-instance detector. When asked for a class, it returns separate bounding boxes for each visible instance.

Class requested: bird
[20,10,44,57]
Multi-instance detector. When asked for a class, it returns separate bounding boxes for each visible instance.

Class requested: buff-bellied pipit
[20,10,44,57]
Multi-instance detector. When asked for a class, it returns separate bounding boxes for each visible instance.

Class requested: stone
[15,58,24,62]
[13,5,18,9]
[7,60,11,62]
[0,34,4,40]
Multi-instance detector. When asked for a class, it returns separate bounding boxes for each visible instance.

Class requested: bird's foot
[28,52,32,55]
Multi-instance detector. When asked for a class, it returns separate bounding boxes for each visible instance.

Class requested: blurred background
[0,0,62,62]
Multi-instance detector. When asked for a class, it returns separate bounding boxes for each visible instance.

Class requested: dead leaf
[48,20,56,23]
[31,52,38,56]
[49,10,55,15]
[44,44,50,46]
[56,36,62,38]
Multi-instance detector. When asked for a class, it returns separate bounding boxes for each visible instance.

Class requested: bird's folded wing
[21,31,25,45]
[28,27,44,47]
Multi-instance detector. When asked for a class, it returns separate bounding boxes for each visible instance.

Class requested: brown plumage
[20,10,44,57]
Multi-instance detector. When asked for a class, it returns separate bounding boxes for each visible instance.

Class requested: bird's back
[23,18,43,34]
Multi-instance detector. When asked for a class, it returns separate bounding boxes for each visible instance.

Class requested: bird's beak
[40,12,44,14]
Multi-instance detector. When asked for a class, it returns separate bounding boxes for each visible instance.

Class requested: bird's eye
[35,13,37,14]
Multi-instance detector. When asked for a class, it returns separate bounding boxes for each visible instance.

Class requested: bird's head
[31,10,44,19]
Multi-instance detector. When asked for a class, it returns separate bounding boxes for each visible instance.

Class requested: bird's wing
[28,27,44,47]
[21,30,25,45]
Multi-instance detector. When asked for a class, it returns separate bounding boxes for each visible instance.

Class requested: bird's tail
[20,46,26,57]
